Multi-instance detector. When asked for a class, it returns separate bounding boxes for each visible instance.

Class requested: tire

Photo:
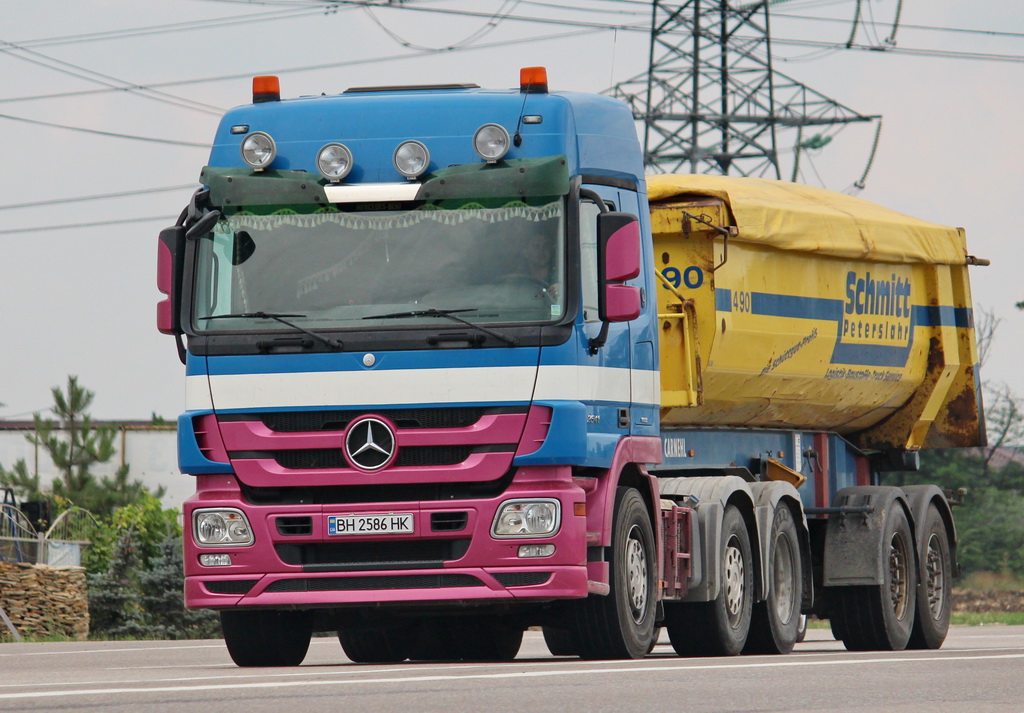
[795,614,808,643]
[744,505,802,655]
[666,504,753,657]
[570,487,658,659]
[338,624,412,663]
[542,625,579,656]
[457,620,524,662]
[220,610,313,667]
[831,504,917,651]
[907,505,952,649]
[410,617,523,662]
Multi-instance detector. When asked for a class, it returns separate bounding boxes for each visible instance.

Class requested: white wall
[0,426,192,512]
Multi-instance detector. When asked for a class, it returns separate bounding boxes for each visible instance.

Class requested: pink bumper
[184,467,592,610]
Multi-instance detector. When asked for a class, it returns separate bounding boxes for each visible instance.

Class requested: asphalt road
[0,627,1021,713]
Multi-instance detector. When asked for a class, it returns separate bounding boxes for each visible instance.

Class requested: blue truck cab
[158,68,666,664]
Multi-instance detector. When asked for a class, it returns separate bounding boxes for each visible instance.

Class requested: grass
[957,571,1024,592]
[951,612,1024,626]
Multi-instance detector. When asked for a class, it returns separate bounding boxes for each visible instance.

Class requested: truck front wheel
[570,487,657,659]
[220,609,313,667]
[666,504,753,656]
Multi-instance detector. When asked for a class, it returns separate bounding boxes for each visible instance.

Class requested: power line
[0,113,209,147]
[9,7,333,49]
[0,39,225,115]
[0,185,198,212]
[773,12,1024,40]
[1,25,610,107]
[0,215,176,236]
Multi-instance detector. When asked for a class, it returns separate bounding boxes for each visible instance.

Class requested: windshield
[192,197,565,333]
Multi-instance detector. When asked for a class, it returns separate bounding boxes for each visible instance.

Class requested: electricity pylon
[608,0,879,179]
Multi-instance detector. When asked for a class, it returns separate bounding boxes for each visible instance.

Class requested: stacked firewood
[0,561,89,640]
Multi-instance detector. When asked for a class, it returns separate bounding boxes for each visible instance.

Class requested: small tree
[0,376,163,517]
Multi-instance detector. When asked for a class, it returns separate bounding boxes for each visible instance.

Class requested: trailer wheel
[338,625,411,663]
[220,610,312,667]
[571,487,657,659]
[744,504,802,654]
[666,504,753,657]
[831,504,917,651]
[907,504,952,649]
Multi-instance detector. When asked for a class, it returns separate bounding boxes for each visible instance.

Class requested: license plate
[327,513,414,536]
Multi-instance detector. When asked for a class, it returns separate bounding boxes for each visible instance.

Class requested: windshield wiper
[363,308,517,347]
[200,311,343,350]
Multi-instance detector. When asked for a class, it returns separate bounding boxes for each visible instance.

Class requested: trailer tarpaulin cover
[647,174,968,266]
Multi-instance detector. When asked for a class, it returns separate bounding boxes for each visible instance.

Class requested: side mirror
[598,212,641,323]
[157,226,186,336]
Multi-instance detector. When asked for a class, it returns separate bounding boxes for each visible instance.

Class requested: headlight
[492,499,560,538]
[317,142,353,181]
[193,508,254,547]
[393,140,430,179]
[473,123,510,162]
[240,131,276,170]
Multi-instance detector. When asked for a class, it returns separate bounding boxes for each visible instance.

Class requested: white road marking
[0,653,1021,701]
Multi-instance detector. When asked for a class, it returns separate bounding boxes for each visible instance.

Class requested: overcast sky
[1,0,1022,425]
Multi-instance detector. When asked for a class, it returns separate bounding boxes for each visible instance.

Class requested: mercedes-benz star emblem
[344,417,396,471]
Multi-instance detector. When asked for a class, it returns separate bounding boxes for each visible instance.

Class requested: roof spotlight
[393,140,430,180]
[473,123,511,163]
[317,143,354,182]
[240,131,276,170]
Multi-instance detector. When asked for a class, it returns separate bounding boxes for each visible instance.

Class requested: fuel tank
[649,174,985,452]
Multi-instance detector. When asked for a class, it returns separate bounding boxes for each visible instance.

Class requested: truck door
[578,183,652,442]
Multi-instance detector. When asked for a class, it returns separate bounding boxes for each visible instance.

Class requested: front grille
[226,407,523,433]
[276,516,313,536]
[265,573,483,592]
[430,511,469,532]
[204,579,258,595]
[492,572,552,587]
[275,539,471,571]
[268,445,495,470]
[239,466,516,505]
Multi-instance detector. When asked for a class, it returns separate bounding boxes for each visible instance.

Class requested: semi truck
[157,67,985,666]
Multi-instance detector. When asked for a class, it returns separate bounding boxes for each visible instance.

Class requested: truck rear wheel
[220,610,312,667]
[744,504,802,654]
[409,617,522,661]
[570,487,657,659]
[338,624,412,663]
[542,625,579,656]
[666,504,753,657]
[830,504,917,651]
[907,504,952,649]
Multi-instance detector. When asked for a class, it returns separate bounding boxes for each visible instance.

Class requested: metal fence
[0,504,97,567]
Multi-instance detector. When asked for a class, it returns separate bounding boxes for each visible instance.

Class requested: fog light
[194,508,254,547]
[393,140,430,179]
[518,544,555,558]
[241,131,276,170]
[492,499,560,538]
[317,142,353,181]
[199,553,232,567]
[473,123,510,162]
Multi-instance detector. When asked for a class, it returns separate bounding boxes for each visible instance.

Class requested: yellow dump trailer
[649,174,985,453]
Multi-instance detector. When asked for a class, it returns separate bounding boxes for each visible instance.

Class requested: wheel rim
[924,533,946,618]
[889,530,910,620]
[723,537,745,626]
[772,534,796,625]
[625,524,649,624]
